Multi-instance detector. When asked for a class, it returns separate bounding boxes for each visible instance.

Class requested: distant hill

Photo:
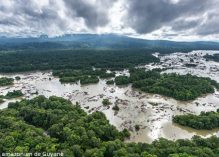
[0,34,219,53]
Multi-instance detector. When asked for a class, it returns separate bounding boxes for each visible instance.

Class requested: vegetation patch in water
[102,98,111,106]
[0,98,4,104]
[112,104,120,111]
[15,76,21,80]
[204,53,219,62]
[130,69,219,101]
[173,110,219,130]
[115,76,130,85]
[53,69,115,84]
[0,90,24,99]
[106,80,114,85]
[80,75,99,85]
[0,77,14,86]
[5,90,24,99]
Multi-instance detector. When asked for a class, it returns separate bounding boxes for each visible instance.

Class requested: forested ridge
[1,34,219,52]
[173,110,219,130]
[1,96,219,157]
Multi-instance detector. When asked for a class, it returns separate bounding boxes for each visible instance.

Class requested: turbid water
[1,50,219,143]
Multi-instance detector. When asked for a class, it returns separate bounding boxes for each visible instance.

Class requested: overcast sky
[0,0,219,41]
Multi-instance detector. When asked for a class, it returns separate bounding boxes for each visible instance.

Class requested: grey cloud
[0,0,118,36]
[196,12,219,35]
[0,0,69,35]
[0,0,219,38]
[15,0,66,29]
[63,0,117,29]
[171,19,201,31]
[0,18,22,26]
[125,0,213,34]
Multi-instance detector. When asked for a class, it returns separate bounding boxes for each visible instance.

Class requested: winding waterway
[1,50,219,143]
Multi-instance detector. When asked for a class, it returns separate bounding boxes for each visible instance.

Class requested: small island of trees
[0,77,14,86]
[115,76,130,85]
[0,90,24,99]
[114,69,219,101]
[5,90,24,99]
[204,53,219,62]
[106,80,114,85]
[53,69,115,84]
[102,99,111,106]
[0,98,4,104]
[173,109,219,130]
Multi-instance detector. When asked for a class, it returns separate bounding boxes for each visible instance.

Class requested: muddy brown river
[1,50,219,143]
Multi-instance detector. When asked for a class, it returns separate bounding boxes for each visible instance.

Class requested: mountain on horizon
[0,34,219,52]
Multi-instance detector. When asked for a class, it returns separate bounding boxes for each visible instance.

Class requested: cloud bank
[0,0,219,40]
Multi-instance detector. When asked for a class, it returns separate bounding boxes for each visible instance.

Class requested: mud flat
[1,50,219,143]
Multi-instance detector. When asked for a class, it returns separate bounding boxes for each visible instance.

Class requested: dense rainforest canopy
[173,110,219,130]
[1,96,219,157]
[1,42,219,156]
[0,49,159,73]
[0,96,129,156]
